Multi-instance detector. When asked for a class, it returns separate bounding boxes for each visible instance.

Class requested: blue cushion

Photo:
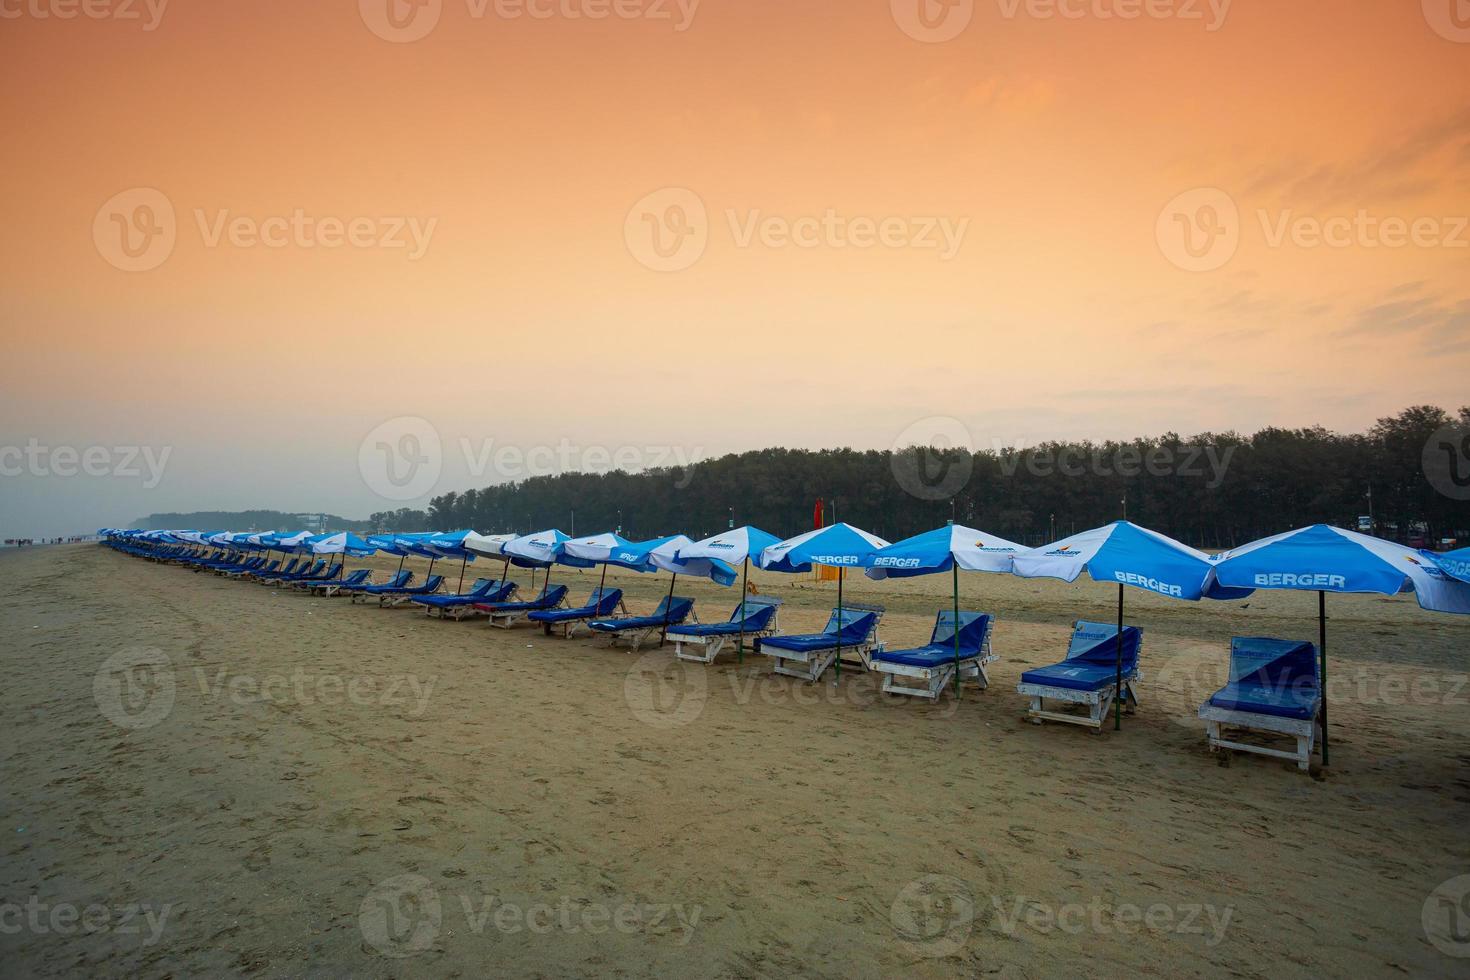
[874,644,975,669]
[1019,662,1121,692]
[1207,682,1318,720]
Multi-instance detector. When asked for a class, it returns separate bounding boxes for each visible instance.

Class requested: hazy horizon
[4,1,1468,538]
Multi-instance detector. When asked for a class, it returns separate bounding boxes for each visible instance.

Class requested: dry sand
[3,542,1470,977]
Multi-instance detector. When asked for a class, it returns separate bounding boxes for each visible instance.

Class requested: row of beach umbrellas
[102,522,1470,765]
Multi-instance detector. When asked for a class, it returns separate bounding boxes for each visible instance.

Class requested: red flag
[813,498,824,530]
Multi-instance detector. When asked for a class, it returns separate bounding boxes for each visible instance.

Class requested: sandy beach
[3,542,1469,977]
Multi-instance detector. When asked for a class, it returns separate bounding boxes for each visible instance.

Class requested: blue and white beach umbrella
[1425,546,1470,585]
[680,526,784,659]
[503,529,594,592]
[863,524,1029,696]
[1013,521,1251,729]
[760,522,891,677]
[1215,524,1470,765]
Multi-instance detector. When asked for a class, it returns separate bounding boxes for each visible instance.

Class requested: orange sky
[1,0,1468,534]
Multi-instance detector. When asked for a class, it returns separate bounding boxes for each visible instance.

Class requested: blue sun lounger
[871,611,995,700]
[334,569,412,597]
[351,574,446,606]
[527,588,627,638]
[756,604,884,682]
[226,558,279,579]
[1198,637,1322,771]
[1017,621,1143,732]
[413,579,516,620]
[588,596,696,651]
[305,568,375,596]
[668,597,783,664]
[259,559,329,585]
[476,584,570,629]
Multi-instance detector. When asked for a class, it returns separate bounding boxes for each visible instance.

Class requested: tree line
[370,405,1470,550]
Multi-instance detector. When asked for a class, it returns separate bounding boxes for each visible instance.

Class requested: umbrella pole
[395,553,406,577]
[738,556,749,665]
[660,573,678,645]
[1115,583,1124,731]
[504,557,511,588]
[1319,590,1329,766]
[834,566,843,681]
[457,554,468,594]
[953,562,962,698]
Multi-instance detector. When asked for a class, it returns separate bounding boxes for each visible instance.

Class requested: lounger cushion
[475,586,567,614]
[1019,661,1122,691]
[1205,637,1319,719]
[1019,625,1142,692]
[759,611,879,652]
[668,603,777,638]
[528,589,624,623]
[874,643,981,669]
[589,597,694,633]
[415,582,513,607]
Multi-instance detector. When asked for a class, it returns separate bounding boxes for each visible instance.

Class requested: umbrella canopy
[1214,525,1470,614]
[502,530,595,568]
[679,525,783,565]
[1012,520,1249,601]
[463,532,517,558]
[563,532,635,564]
[1426,546,1470,584]
[275,530,318,552]
[758,522,890,572]
[310,532,378,557]
[864,524,1029,579]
